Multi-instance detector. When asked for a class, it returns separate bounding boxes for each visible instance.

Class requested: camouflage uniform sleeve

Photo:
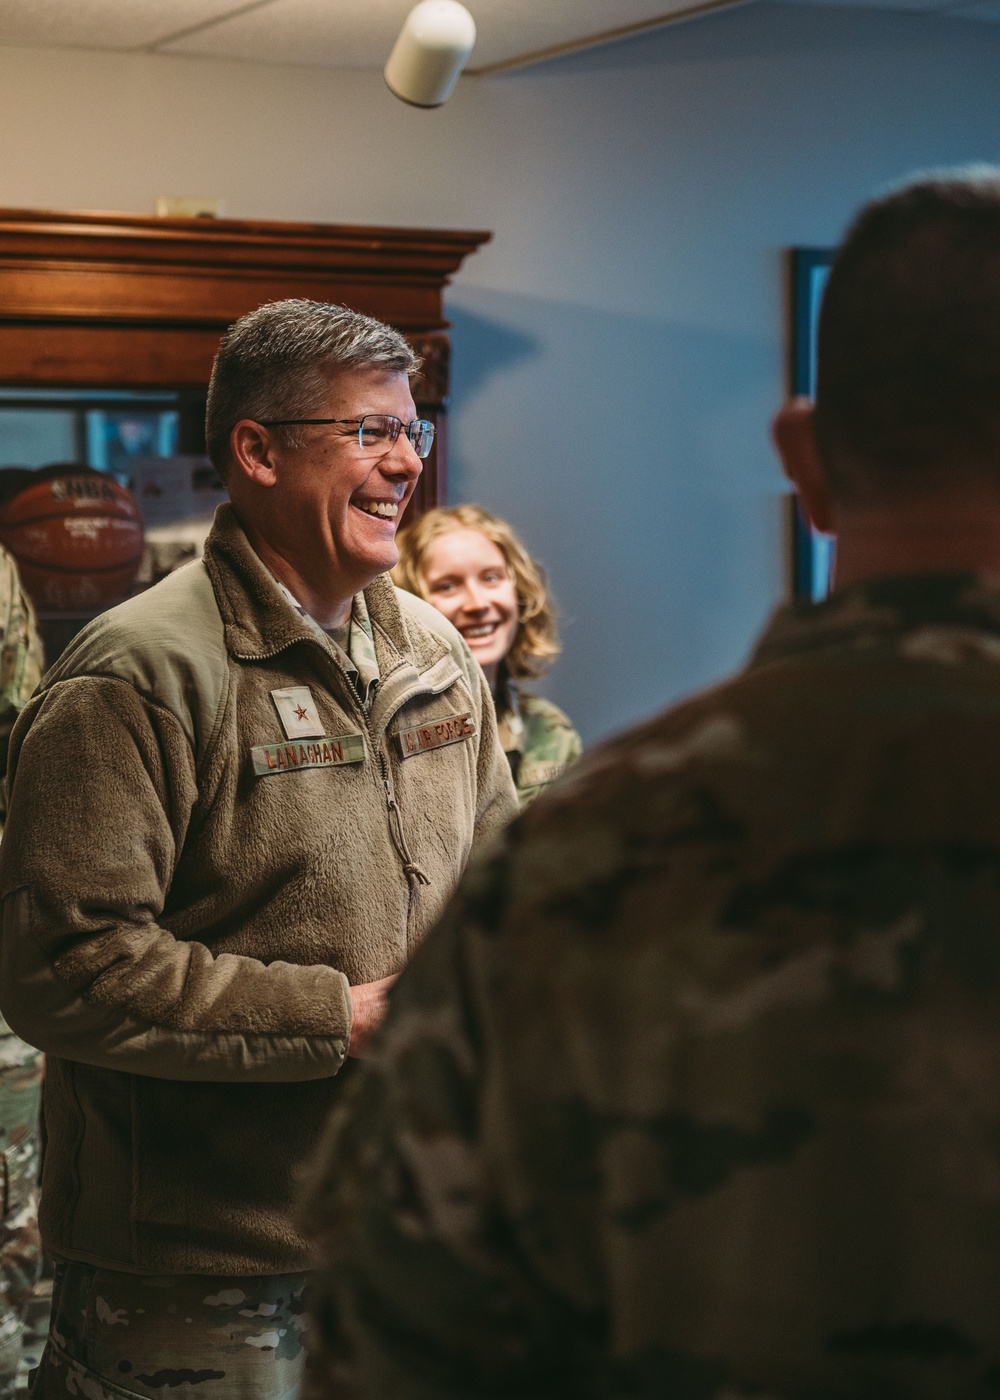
[515,695,583,808]
[0,551,43,834]
[0,550,44,1393]
[302,829,600,1400]
[0,1022,42,1390]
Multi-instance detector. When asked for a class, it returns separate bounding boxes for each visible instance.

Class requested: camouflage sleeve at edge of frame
[0,551,43,832]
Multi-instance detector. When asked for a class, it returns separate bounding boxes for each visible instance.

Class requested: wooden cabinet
[0,207,491,514]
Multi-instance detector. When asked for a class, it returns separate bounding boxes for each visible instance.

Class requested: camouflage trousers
[0,1029,43,1400]
[32,1262,308,1400]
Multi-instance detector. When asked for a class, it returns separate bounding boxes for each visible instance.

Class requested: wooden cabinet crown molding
[0,208,492,514]
[0,207,491,336]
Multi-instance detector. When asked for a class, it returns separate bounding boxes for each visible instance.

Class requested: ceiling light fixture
[384,1,477,109]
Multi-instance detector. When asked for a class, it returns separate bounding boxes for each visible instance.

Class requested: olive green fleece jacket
[0,505,517,1277]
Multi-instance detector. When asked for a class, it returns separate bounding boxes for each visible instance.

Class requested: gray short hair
[205,299,418,475]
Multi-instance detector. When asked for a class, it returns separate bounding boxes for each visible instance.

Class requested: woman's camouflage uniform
[0,550,43,1397]
[495,685,581,808]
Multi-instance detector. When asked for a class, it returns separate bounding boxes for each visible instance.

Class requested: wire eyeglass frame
[258,413,435,460]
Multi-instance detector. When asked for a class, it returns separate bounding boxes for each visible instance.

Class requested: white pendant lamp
[384,1,477,109]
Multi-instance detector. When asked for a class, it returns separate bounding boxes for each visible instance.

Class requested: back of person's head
[394,503,560,680]
[816,168,1000,502]
[205,299,416,479]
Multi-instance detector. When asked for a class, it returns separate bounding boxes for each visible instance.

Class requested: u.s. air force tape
[252,733,365,776]
[395,712,476,760]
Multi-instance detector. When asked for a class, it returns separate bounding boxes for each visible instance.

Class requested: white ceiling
[0,0,995,73]
[0,0,722,69]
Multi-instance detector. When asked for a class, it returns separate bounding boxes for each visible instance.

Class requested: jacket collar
[203,504,453,680]
[750,571,1000,672]
[204,505,316,661]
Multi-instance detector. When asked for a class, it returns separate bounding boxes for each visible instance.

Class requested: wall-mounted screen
[789,249,835,602]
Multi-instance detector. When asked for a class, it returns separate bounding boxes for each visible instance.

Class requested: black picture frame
[788,247,835,602]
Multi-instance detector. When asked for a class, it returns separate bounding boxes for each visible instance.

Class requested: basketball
[0,468,145,613]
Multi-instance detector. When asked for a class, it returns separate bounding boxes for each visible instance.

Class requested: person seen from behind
[301,170,1000,1398]
[394,504,581,806]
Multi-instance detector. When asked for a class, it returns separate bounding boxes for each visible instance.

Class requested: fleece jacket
[0,505,517,1276]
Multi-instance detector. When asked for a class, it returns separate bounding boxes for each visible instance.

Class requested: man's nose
[383,433,424,479]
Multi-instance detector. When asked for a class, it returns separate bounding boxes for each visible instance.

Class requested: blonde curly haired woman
[393,504,581,807]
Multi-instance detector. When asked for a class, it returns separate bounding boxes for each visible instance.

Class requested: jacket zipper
[300,640,433,889]
[375,748,430,887]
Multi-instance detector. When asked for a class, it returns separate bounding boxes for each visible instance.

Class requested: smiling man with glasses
[0,298,516,1400]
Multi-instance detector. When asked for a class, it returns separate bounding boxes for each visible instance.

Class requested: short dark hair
[205,299,417,478]
[815,169,1000,499]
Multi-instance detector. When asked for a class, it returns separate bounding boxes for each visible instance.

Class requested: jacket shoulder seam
[38,672,201,766]
[194,659,232,784]
[42,564,229,763]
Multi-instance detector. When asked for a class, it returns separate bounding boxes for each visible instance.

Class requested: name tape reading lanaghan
[252,733,366,776]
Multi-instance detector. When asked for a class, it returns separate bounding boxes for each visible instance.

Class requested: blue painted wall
[442,4,1000,741]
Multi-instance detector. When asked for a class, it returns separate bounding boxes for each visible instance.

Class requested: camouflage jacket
[0,549,42,834]
[497,685,582,808]
[303,571,1000,1400]
[0,548,43,1382]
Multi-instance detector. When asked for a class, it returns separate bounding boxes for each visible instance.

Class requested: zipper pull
[383,778,396,810]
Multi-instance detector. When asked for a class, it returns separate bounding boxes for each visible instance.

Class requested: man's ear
[229,420,280,489]
[771,397,835,536]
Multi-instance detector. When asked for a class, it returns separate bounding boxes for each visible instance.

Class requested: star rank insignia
[270,686,327,740]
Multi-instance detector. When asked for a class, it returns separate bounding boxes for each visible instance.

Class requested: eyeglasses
[258,414,436,460]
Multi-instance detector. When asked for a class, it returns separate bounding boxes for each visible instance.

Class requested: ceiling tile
[1,0,988,72]
[0,0,257,50]
[158,0,704,71]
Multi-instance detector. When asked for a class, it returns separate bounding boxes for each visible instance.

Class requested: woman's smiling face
[421,527,519,686]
